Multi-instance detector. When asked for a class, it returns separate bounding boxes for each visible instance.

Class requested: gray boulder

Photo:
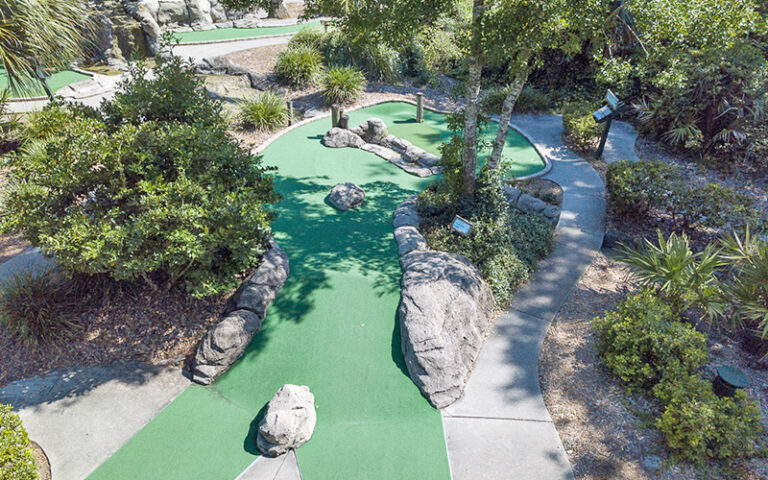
[234,15,261,28]
[398,250,495,408]
[268,0,291,19]
[323,128,365,149]
[352,118,388,143]
[502,185,522,204]
[192,239,289,385]
[329,183,365,211]
[394,226,427,256]
[516,193,547,214]
[392,196,420,228]
[257,384,316,457]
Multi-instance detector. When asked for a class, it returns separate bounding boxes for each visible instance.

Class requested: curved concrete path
[442,113,607,480]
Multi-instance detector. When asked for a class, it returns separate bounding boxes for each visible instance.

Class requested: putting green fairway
[86,102,543,480]
[172,21,323,44]
[0,69,91,98]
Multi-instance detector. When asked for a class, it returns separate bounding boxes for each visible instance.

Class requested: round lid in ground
[717,365,749,388]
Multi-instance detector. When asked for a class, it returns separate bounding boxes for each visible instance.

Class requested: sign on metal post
[593,90,626,159]
[451,215,474,236]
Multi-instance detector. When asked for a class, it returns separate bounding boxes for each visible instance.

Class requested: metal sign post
[593,90,626,160]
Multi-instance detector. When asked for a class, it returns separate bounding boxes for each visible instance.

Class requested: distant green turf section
[86,102,543,480]
[172,20,323,44]
[0,69,91,99]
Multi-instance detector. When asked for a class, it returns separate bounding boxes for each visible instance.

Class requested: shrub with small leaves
[321,66,366,105]
[238,91,289,131]
[562,101,602,152]
[606,160,683,217]
[593,290,709,390]
[0,404,37,480]
[274,45,322,87]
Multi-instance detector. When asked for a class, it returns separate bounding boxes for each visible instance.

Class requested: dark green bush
[418,169,554,306]
[0,404,37,480]
[274,45,322,87]
[482,85,551,116]
[238,91,289,131]
[606,160,683,218]
[102,56,221,128]
[562,101,602,152]
[321,30,402,82]
[3,77,279,298]
[321,66,366,105]
[593,290,709,390]
[672,183,764,231]
[653,369,763,465]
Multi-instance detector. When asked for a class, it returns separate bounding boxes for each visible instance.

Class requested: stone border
[253,98,552,181]
[189,238,290,385]
[6,68,96,104]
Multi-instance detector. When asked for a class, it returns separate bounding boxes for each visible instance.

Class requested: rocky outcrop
[391,196,495,409]
[257,384,316,457]
[191,239,289,385]
[398,249,495,409]
[329,183,365,211]
[323,119,442,178]
[127,0,261,30]
[85,1,152,65]
[503,185,561,226]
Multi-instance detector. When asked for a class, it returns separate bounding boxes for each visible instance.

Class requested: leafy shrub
[481,86,511,115]
[593,290,709,390]
[2,65,280,297]
[274,45,322,87]
[606,160,764,233]
[0,267,86,345]
[418,169,554,306]
[103,56,221,128]
[562,101,602,152]
[653,369,763,465]
[0,404,37,480]
[619,231,725,318]
[321,66,366,105]
[322,30,402,82]
[606,160,683,217]
[238,91,289,131]
[514,86,552,113]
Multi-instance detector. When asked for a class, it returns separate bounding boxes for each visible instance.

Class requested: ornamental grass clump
[238,91,289,131]
[274,45,322,87]
[321,66,366,105]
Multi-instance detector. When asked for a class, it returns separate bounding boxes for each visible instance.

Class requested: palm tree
[0,0,90,98]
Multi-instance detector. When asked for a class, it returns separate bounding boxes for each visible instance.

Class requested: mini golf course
[172,20,323,44]
[86,102,544,480]
[0,69,91,99]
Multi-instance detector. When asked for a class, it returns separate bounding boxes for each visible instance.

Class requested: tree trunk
[488,71,528,170]
[461,0,485,194]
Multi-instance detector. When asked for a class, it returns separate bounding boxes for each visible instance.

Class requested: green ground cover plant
[561,100,602,152]
[0,56,279,297]
[238,91,290,131]
[0,404,37,480]
[321,66,366,105]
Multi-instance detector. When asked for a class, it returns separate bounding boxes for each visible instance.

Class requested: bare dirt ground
[541,250,768,480]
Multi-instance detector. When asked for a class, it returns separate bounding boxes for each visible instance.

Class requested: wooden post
[287,100,294,126]
[416,92,424,123]
[340,114,350,129]
[331,104,340,128]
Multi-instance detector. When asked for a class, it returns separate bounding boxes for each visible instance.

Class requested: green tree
[0,0,91,97]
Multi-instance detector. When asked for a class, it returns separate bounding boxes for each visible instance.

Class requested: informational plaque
[451,215,473,236]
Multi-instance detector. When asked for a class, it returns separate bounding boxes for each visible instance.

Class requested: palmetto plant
[0,0,90,96]
[720,229,768,338]
[619,231,727,319]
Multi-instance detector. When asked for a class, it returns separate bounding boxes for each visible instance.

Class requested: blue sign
[451,215,473,236]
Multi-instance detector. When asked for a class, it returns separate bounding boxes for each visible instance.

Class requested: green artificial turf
[172,21,323,44]
[0,69,91,99]
[86,102,543,480]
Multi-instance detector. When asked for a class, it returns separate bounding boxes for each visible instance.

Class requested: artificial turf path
[171,20,323,44]
[0,69,91,98]
[86,102,543,480]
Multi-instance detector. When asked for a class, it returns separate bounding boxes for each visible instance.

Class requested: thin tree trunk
[488,71,528,170]
[462,0,485,194]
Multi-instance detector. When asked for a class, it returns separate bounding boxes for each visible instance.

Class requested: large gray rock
[268,0,291,19]
[399,250,495,408]
[516,193,547,214]
[192,239,289,385]
[257,384,316,457]
[322,128,365,149]
[392,195,420,228]
[329,183,365,211]
[394,226,427,256]
[352,118,388,143]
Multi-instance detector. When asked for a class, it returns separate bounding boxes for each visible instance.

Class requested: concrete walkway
[442,113,609,480]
